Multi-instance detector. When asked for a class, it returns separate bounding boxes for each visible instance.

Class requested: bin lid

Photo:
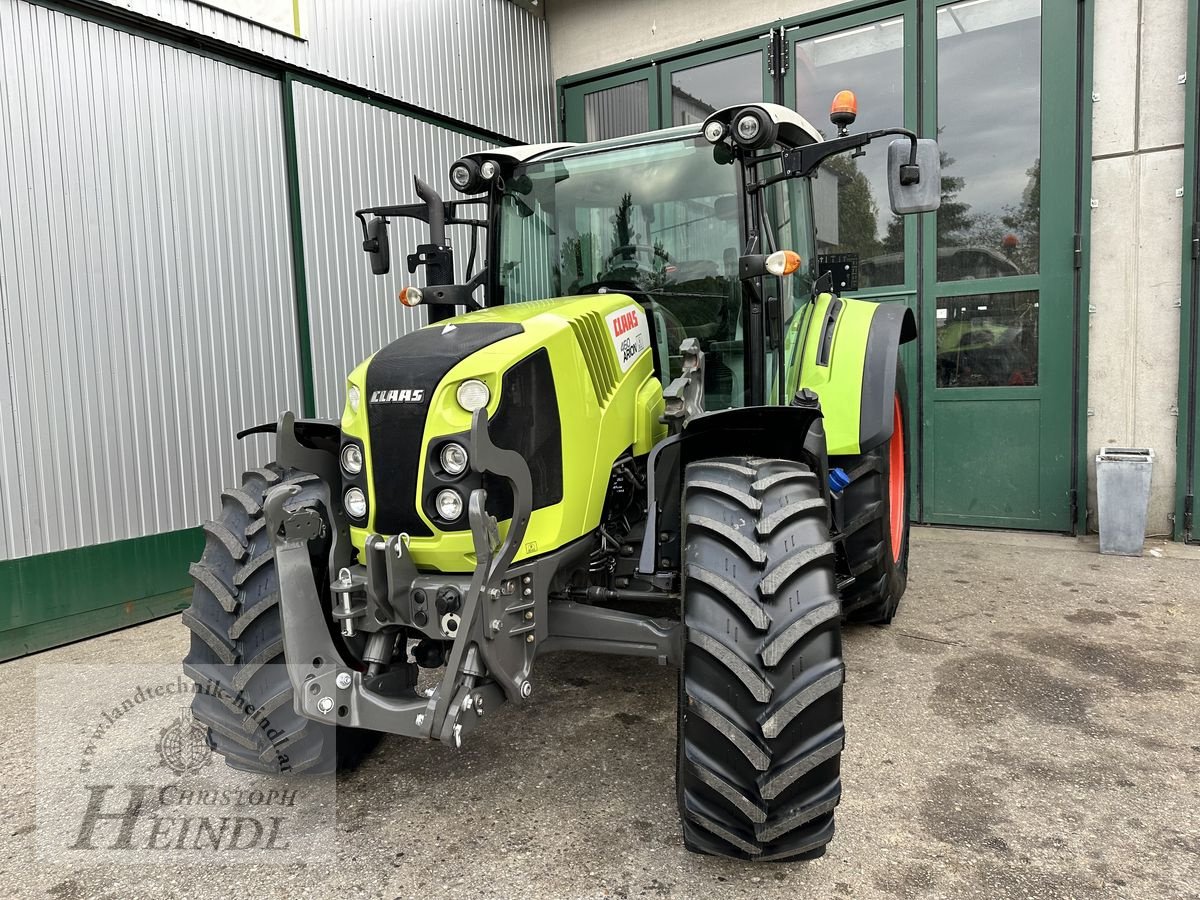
[1096,447,1154,462]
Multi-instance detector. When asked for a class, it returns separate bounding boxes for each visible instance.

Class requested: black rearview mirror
[887,138,941,215]
[365,217,390,275]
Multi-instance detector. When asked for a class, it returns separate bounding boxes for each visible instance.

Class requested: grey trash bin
[1095,447,1154,556]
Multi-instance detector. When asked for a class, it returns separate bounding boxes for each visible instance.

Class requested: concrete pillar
[1087,0,1191,535]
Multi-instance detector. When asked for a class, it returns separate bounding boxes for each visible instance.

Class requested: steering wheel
[603,243,668,275]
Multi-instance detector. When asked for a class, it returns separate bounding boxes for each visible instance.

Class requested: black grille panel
[489,348,563,511]
[364,322,523,536]
[467,348,564,524]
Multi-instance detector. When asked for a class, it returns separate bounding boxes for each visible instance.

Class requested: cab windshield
[496,136,748,407]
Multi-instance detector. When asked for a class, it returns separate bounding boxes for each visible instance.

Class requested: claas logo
[611,310,640,337]
[370,389,425,403]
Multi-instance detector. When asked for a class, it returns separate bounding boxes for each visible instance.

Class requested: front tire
[183,463,383,774]
[832,376,910,625]
[677,456,845,861]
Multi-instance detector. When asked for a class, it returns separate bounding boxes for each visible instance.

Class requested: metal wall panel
[0,0,301,559]
[292,81,494,418]
[97,0,556,143]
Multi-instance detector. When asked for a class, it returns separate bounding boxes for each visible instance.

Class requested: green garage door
[917,0,1079,530]
[788,0,1080,530]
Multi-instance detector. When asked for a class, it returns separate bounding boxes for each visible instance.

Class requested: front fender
[637,405,828,575]
[796,294,915,455]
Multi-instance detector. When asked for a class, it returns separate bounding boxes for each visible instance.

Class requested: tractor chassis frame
[261,411,681,749]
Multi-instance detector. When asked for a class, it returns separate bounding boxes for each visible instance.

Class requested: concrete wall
[545,0,840,79]
[1087,0,1191,535]
[548,0,1195,536]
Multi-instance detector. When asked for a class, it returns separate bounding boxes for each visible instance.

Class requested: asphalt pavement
[2,527,1197,899]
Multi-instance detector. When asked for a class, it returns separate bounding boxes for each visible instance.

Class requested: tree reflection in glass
[933,0,1042,281]
[795,17,905,289]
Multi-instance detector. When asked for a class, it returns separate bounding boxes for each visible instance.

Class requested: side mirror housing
[887,138,941,215]
[364,217,390,275]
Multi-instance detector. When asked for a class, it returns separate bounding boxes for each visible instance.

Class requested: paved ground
[2,527,1198,899]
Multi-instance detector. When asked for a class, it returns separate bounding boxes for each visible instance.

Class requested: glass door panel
[935,0,1041,281]
[584,82,650,141]
[788,12,911,291]
[659,40,772,130]
[936,291,1039,387]
[563,70,659,142]
[668,51,766,125]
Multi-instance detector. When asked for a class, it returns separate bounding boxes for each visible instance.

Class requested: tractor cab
[358,100,939,415]
[492,128,775,411]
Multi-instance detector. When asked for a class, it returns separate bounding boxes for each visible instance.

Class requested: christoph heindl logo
[36,664,336,864]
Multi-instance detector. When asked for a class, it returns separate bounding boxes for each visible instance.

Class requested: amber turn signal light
[399,286,423,307]
[765,250,802,276]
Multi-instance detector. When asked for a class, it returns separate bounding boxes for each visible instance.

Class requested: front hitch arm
[429,408,536,739]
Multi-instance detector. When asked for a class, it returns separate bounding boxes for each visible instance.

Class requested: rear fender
[637,405,829,575]
[796,294,915,455]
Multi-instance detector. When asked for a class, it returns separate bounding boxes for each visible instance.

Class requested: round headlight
[449,161,474,190]
[735,113,761,142]
[479,160,498,180]
[344,487,368,520]
[347,384,361,414]
[440,442,469,476]
[731,108,777,150]
[456,379,490,412]
[435,489,464,521]
[341,443,363,476]
[703,120,726,144]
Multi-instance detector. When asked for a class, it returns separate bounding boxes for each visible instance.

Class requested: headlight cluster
[448,158,498,195]
[702,106,778,152]
[430,441,470,523]
[341,437,368,523]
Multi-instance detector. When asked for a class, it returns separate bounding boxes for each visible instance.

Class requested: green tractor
[183,99,939,861]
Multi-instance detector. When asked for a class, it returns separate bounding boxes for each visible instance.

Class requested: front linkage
[263,412,682,749]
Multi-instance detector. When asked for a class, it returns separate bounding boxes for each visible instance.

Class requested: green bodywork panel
[787,292,882,457]
[341,295,666,572]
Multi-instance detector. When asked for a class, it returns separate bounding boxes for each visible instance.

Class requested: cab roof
[462,104,824,169]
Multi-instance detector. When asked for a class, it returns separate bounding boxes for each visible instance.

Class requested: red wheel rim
[888,393,905,563]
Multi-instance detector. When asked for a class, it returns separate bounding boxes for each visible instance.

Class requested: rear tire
[677,456,845,861]
[832,371,910,625]
[183,463,384,774]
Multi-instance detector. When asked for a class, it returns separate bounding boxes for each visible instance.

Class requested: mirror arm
[419,267,488,312]
[354,200,489,232]
[747,127,921,193]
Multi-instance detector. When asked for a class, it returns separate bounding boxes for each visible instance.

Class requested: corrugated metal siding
[0,273,17,561]
[292,81,494,418]
[0,0,301,559]
[97,0,556,143]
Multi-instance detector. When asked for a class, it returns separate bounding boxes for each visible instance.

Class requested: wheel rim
[888,393,905,563]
